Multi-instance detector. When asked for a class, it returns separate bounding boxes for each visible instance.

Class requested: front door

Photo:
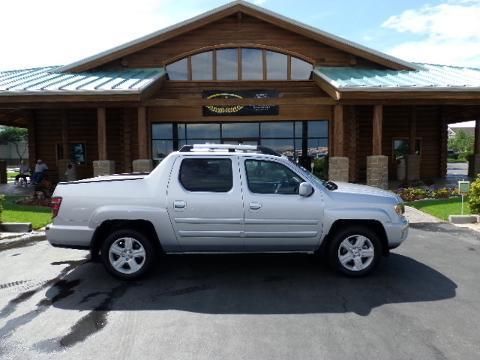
[241,158,324,252]
[167,155,244,251]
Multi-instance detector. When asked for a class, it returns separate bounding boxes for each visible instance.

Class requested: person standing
[32,159,48,184]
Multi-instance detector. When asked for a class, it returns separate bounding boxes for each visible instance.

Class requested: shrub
[432,187,455,199]
[469,176,480,214]
[396,187,430,202]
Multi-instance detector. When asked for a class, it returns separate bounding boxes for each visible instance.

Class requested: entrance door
[240,158,324,252]
[166,155,244,252]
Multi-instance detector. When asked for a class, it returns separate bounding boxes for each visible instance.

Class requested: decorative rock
[132,159,154,173]
[93,160,115,177]
[367,155,388,189]
[328,157,349,182]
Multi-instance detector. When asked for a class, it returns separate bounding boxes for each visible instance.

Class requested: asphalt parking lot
[0,222,479,360]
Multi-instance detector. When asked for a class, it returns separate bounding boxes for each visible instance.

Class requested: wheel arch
[90,219,163,260]
[319,219,389,256]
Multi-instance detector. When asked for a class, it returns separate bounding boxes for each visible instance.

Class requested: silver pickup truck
[46,144,408,279]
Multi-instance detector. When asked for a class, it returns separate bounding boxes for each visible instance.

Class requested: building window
[216,49,238,80]
[266,51,288,80]
[241,48,264,80]
[393,138,422,160]
[166,58,188,80]
[191,51,213,80]
[56,143,87,164]
[165,48,313,81]
[152,121,329,178]
[179,158,233,192]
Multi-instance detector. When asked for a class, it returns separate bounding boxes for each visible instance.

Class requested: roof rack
[179,143,282,157]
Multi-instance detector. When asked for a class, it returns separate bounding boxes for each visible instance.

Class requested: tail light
[51,197,63,218]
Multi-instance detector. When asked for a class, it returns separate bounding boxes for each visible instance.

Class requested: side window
[179,158,233,192]
[245,160,303,195]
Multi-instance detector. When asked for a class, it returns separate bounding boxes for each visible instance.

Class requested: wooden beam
[137,106,148,159]
[144,97,335,106]
[97,108,107,160]
[312,73,341,100]
[372,105,383,156]
[409,106,417,154]
[333,105,344,157]
[439,108,448,178]
[61,110,69,159]
[476,119,480,154]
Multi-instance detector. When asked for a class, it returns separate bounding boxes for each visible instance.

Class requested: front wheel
[328,226,382,277]
[101,229,155,280]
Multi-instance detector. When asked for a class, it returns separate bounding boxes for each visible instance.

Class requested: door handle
[174,200,186,209]
[249,202,262,210]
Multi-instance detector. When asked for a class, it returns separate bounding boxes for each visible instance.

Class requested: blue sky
[0,0,479,70]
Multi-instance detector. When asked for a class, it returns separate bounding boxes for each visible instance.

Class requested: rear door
[166,155,244,251]
[241,157,324,252]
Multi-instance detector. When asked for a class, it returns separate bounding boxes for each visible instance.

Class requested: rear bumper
[46,223,94,248]
[385,217,409,249]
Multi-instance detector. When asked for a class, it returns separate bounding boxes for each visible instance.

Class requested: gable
[100,14,382,70]
[59,1,413,73]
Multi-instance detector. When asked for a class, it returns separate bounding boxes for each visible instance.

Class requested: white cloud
[382,1,480,67]
[0,0,192,70]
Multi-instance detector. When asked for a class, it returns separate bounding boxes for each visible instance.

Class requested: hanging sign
[203,90,279,116]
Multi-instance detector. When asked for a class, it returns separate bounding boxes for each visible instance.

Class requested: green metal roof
[0,67,165,95]
[314,63,480,90]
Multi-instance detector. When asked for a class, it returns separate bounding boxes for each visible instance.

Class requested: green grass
[7,171,19,180]
[1,196,52,229]
[408,197,471,221]
[447,159,468,163]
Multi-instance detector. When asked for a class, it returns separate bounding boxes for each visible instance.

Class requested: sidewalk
[405,206,442,224]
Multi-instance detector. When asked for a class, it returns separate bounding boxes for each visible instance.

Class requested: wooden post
[61,110,69,159]
[409,107,417,154]
[372,105,383,155]
[137,106,148,159]
[475,119,480,155]
[97,108,107,160]
[333,105,344,157]
[123,109,132,173]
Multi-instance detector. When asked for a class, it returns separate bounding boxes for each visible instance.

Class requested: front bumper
[46,223,94,248]
[384,217,409,249]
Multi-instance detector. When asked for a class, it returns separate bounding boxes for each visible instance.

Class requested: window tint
[166,58,188,80]
[245,160,303,195]
[266,51,288,80]
[191,51,213,80]
[216,49,238,80]
[180,158,233,192]
[242,48,263,80]
[291,57,313,80]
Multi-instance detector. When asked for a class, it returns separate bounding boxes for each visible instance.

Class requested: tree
[0,126,28,161]
[448,129,474,154]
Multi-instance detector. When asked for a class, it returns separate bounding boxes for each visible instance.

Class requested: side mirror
[299,182,314,197]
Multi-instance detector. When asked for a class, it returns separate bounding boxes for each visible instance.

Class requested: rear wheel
[328,226,382,277]
[101,229,155,280]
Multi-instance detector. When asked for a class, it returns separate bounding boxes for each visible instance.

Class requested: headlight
[395,203,405,216]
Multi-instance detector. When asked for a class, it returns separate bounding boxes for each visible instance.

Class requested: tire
[101,229,155,280]
[328,226,382,277]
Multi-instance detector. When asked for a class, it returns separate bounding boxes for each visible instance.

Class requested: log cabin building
[1,0,480,188]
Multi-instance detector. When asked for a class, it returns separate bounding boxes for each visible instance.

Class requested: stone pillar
[93,160,115,177]
[407,154,420,181]
[367,155,388,189]
[472,154,480,178]
[132,159,153,173]
[329,157,349,182]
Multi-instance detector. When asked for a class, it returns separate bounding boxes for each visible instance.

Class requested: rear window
[179,158,233,192]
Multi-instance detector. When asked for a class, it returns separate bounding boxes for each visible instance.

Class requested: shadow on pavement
[49,253,456,317]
